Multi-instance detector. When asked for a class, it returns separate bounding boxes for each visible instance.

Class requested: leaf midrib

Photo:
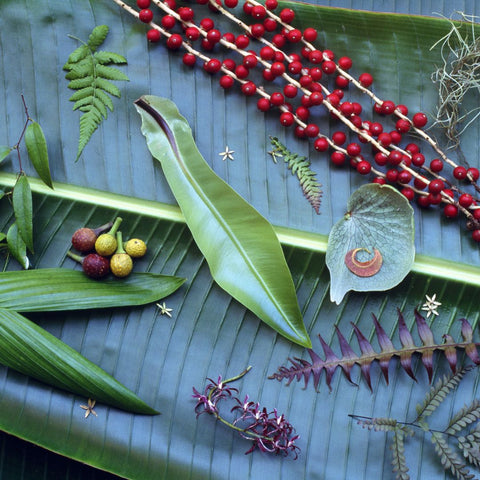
[1,172,479,287]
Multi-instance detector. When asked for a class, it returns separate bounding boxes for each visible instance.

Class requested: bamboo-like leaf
[270,312,480,391]
[24,121,53,189]
[6,223,28,269]
[0,308,157,415]
[12,173,34,253]
[0,146,11,163]
[135,95,311,348]
[0,268,185,312]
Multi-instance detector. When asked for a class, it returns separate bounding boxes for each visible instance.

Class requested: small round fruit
[125,238,147,258]
[95,233,117,256]
[71,228,98,253]
[83,253,110,279]
[110,253,133,278]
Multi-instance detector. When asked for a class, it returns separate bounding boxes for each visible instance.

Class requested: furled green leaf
[0,307,157,414]
[12,173,34,253]
[6,223,28,269]
[0,268,186,312]
[326,184,415,304]
[135,95,311,348]
[24,121,53,189]
[0,146,11,163]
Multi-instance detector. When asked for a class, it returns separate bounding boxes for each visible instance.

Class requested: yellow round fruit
[95,233,117,256]
[124,238,147,258]
[110,253,133,278]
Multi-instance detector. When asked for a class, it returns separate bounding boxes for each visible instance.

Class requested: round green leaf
[326,184,415,304]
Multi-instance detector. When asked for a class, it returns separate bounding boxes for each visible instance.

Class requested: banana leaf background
[1,0,480,478]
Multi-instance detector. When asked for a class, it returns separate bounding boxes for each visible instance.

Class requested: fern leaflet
[391,428,410,480]
[431,432,475,480]
[63,25,129,161]
[269,136,322,213]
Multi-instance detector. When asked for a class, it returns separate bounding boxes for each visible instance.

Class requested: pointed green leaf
[326,184,415,304]
[87,25,109,51]
[24,121,53,189]
[94,63,129,81]
[135,95,311,348]
[12,173,34,253]
[0,308,157,414]
[0,268,186,312]
[0,146,12,163]
[6,223,28,269]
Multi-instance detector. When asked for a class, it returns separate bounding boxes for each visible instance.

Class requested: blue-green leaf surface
[1,1,480,479]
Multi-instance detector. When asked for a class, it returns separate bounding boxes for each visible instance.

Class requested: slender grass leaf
[24,121,53,189]
[326,184,415,304]
[0,268,186,312]
[6,223,28,269]
[12,173,34,253]
[135,95,311,348]
[0,308,158,414]
[0,146,11,163]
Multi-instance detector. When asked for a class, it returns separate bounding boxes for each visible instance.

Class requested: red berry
[284,84,298,98]
[251,4,266,18]
[417,195,431,208]
[288,60,303,74]
[137,0,150,7]
[272,34,286,48]
[294,126,306,139]
[243,1,253,13]
[224,0,238,7]
[335,75,350,88]
[200,17,214,31]
[167,34,183,50]
[395,119,411,133]
[314,137,329,151]
[428,193,442,205]
[386,169,398,183]
[204,58,222,73]
[178,7,194,21]
[374,152,388,166]
[396,104,409,115]
[397,170,412,184]
[327,93,340,107]
[263,17,277,31]
[369,122,383,137]
[378,132,392,147]
[265,0,278,9]
[182,53,196,67]
[139,8,154,23]
[339,102,354,116]
[472,230,480,242]
[82,253,110,279]
[235,65,249,79]
[322,60,336,74]
[262,68,274,81]
[444,204,459,218]
[388,151,403,166]
[305,123,320,138]
[411,153,425,167]
[405,143,420,154]
[270,92,285,106]
[356,160,371,175]
[303,27,318,42]
[185,27,200,41]
[414,177,428,190]
[271,62,286,77]
[453,166,468,180]
[332,131,346,146]
[380,100,396,115]
[359,72,373,87]
[372,177,386,185]
[430,159,443,172]
[279,111,294,126]
[428,179,445,194]
[459,193,474,208]
[146,29,161,42]
[287,29,302,43]
[331,152,346,166]
[243,54,258,69]
[280,8,295,23]
[346,143,362,157]
[235,34,250,48]
[219,75,234,89]
[295,106,309,121]
[474,209,480,220]
[401,187,415,201]
[241,81,256,96]
[309,91,323,106]
[250,23,265,37]
[412,112,428,128]
[222,32,235,43]
[71,228,97,253]
[338,56,353,70]
[468,168,480,181]
[257,97,270,112]
[308,50,323,64]
[260,46,275,60]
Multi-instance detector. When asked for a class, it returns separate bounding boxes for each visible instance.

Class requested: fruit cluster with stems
[192,366,300,457]
[113,0,480,243]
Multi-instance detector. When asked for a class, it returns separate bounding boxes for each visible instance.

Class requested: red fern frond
[269,309,480,391]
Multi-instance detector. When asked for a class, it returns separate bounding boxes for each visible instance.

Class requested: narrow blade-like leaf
[135,95,311,348]
[6,223,28,269]
[12,173,34,252]
[24,121,53,188]
[0,308,157,414]
[0,268,185,312]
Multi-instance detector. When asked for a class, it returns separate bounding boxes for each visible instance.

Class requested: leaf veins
[63,25,129,161]
[269,309,480,391]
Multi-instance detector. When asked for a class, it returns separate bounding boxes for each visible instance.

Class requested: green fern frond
[415,367,471,422]
[63,25,128,161]
[459,430,480,468]
[431,432,475,480]
[446,400,480,435]
[269,136,322,214]
[353,416,400,432]
[391,428,410,480]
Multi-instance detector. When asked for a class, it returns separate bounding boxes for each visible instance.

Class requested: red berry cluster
[114,0,480,243]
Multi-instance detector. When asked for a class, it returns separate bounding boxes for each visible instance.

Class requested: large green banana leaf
[1,0,480,479]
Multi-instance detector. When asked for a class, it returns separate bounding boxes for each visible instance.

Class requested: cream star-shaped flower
[421,293,442,318]
[156,301,173,317]
[80,398,97,418]
[219,146,235,161]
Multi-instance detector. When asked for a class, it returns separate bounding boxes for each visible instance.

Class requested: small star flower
[219,146,235,161]
[421,293,442,318]
[80,398,97,418]
[268,149,283,164]
[156,301,173,317]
